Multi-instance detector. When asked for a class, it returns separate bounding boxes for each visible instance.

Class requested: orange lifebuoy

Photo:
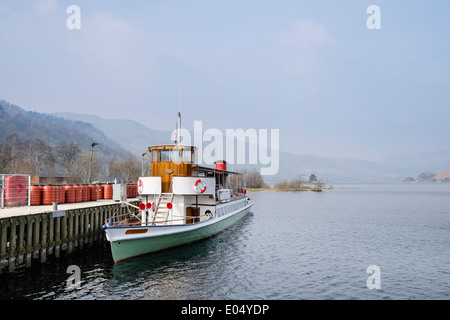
[194,179,207,193]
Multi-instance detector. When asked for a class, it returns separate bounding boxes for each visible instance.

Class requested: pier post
[8,219,17,273]
[55,216,61,258]
[17,217,26,265]
[74,210,80,249]
[68,211,74,254]
[32,216,41,259]
[86,208,92,245]
[79,209,85,249]
[0,220,7,273]
[61,214,68,251]
[48,213,54,255]
[40,215,48,263]
[25,216,33,267]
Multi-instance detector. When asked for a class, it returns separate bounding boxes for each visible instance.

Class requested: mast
[178,84,182,145]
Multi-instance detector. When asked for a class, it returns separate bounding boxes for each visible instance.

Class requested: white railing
[105,201,215,227]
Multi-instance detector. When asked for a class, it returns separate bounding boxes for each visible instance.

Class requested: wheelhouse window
[150,146,197,163]
[182,148,192,163]
[160,150,171,161]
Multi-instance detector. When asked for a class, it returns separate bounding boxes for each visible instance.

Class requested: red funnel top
[215,160,227,171]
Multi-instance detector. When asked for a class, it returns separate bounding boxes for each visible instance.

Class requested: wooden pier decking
[0,199,138,273]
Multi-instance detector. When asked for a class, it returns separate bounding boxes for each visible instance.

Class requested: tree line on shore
[0,134,143,184]
[240,168,327,191]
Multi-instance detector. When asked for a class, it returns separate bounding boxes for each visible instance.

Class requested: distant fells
[3,98,450,184]
[403,170,450,183]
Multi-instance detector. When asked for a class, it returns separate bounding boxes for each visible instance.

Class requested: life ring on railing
[138,179,143,194]
[194,179,207,193]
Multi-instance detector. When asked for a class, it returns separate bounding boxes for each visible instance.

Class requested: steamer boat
[103,132,254,263]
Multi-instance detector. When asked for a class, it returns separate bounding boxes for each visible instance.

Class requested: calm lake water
[1,183,449,300]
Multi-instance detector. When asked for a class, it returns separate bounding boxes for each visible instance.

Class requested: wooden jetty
[0,199,137,274]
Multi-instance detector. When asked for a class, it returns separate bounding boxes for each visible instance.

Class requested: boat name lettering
[125,229,148,235]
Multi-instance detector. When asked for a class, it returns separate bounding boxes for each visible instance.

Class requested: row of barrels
[28,184,139,206]
[2,175,138,207]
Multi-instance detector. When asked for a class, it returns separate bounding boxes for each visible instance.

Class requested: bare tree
[107,154,141,183]
[0,134,55,175]
[0,143,13,172]
[3,134,26,173]
[21,139,55,175]
[241,168,267,188]
[54,142,80,175]
[74,151,101,183]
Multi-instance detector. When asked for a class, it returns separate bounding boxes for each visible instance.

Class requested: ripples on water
[0,184,449,300]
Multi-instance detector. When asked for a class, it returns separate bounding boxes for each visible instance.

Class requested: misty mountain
[53,112,172,156]
[53,111,450,184]
[378,151,450,177]
[4,100,449,184]
[0,100,132,169]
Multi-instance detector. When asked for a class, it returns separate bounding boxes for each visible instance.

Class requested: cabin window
[160,150,171,161]
[182,149,192,163]
[151,147,197,163]
[171,149,182,162]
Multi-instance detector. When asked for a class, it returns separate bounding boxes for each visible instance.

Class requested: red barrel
[85,185,91,201]
[81,185,88,202]
[97,184,104,199]
[29,185,42,206]
[64,185,76,203]
[54,185,59,203]
[74,185,83,203]
[5,175,28,207]
[42,185,56,205]
[59,185,65,204]
[89,185,98,201]
[104,184,113,199]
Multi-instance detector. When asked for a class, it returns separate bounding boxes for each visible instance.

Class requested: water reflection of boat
[103,138,254,263]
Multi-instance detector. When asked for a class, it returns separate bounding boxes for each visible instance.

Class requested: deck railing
[105,201,214,227]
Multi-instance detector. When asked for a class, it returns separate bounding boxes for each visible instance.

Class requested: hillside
[4,99,450,184]
[403,170,450,183]
[0,100,132,170]
[51,113,401,183]
[53,112,171,156]
[47,111,450,184]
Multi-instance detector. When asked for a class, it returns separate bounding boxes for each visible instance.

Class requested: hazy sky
[1,0,449,161]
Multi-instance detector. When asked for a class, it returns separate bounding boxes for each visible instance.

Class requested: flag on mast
[173,120,178,145]
[173,112,181,145]
[173,84,182,145]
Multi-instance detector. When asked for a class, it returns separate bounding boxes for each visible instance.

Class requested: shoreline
[247,186,334,192]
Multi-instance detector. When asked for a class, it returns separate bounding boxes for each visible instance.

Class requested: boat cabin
[112,144,247,227]
[149,145,198,193]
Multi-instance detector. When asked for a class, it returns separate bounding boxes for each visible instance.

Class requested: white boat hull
[104,199,253,263]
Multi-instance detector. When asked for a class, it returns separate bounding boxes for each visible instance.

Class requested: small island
[403,169,450,183]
